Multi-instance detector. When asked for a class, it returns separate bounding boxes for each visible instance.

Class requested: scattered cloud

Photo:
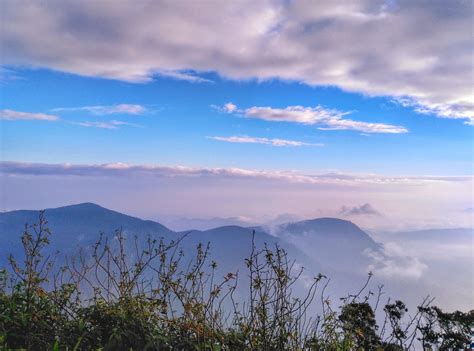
[2,1,472,124]
[207,135,323,147]
[219,103,407,134]
[339,203,381,216]
[53,104,146,115]
[0,109,59,121]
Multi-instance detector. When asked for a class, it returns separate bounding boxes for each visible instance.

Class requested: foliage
[0,213,472,350]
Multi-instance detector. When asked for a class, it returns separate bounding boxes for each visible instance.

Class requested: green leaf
[72,336,83,351]
[52,338,59,351]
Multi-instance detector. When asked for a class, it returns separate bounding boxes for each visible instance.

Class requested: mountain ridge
[5,202,471,311]
[0,202,375,273]
[1,202,373,238]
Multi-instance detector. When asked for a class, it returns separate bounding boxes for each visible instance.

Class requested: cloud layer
[208,135,322,147]
[2,1,472,124]
[1,161,471,186]
[1,161,472,232]
[220,103,408,133]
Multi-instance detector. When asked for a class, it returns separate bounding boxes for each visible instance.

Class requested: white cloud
[394,97,474,126]
[339,203,381,216]
[243,105,347,125]
[207,135,323,147]
[74,120,141,129]
[2,1,472,124]
[0,109,59,121]
[53,104,146,115]
[223,102,237,113]
[366,243,428,280]
[157,70,212,83]
[220,103,407,134]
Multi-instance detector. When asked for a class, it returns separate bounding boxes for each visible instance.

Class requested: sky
[0,0,473,230]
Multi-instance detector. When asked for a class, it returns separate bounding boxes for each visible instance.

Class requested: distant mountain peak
[52,202,105,210]
[282,217,361,232]
[295,217,356,226]
[276,216,377,247]
[0,202,174,246]
[205,225,253,235]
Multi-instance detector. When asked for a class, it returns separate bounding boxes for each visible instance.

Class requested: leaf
[52,338,59,351]
[72,336,83,351]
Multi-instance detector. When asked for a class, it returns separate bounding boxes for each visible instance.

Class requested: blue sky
[2,68,472,175]
[0,1,472,228]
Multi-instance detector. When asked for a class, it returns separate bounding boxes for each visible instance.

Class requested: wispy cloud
[218,103,408,134]
[0,109,59,121]
[53,104,146,115]
[207,135,323,147]
[2,1,471,123]
[73,120,142,129]
[339,203,381,216]
[157,70,212,83]
[0,67,22,82]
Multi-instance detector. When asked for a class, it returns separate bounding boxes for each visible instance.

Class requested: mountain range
[1,202,472,311]
[0,203,378,296]
[0,203,375,273]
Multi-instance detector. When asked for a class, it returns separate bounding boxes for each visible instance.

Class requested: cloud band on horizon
[1,161,472,232]
[1,161,471,186]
